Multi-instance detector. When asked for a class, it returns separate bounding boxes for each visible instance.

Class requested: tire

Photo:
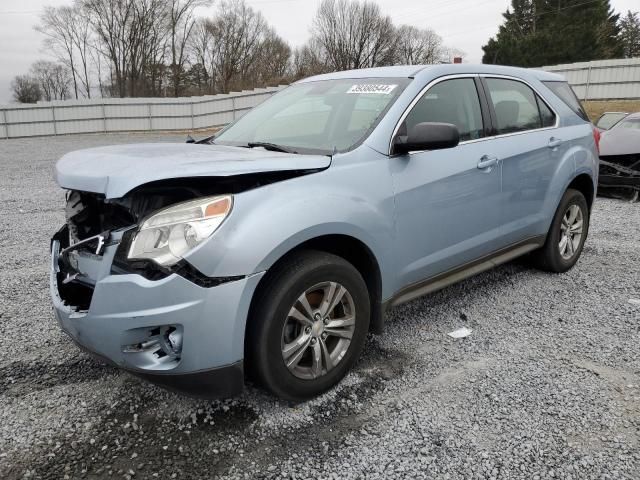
[246,250,370,401]
[532,188,590,273]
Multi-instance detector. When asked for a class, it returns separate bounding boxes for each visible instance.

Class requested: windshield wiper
[247,142,298,154]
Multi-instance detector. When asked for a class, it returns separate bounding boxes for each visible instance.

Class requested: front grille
[66,191,135,243]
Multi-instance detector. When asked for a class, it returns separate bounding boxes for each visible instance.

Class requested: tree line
[483,0,640,66]
[11,0,460,103]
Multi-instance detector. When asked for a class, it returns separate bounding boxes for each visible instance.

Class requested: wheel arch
[246,234,385,342]
[567,173,595,211]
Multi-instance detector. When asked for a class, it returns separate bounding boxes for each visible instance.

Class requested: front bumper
[50,226,264,398]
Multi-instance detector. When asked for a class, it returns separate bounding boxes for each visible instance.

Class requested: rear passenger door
[481,76,567,245]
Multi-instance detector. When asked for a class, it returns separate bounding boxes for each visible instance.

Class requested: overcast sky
[0,0,636,103]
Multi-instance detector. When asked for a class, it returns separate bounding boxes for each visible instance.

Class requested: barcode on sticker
[347,84,398,94]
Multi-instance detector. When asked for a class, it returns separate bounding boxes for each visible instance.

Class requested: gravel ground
[1,133,639,480]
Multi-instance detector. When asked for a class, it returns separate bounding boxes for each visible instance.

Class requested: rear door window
[485,78,554,134]
[405,78,485,142]
[542,81,589,121]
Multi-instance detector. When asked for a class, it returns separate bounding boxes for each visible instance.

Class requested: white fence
[3,58,639,139]
[0,85,286,139]
[542,57,640,101]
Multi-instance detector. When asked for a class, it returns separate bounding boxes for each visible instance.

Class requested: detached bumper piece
[599,155,640,202]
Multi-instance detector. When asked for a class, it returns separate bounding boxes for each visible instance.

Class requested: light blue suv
[51,64,599,401]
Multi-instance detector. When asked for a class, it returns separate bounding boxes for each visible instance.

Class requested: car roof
[297,64,566,83]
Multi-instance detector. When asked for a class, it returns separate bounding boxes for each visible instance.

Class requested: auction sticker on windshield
[347,84,398,94]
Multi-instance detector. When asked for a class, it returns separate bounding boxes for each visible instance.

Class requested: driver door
[390,76,505,291]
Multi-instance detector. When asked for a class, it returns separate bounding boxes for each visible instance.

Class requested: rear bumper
[50,229,264,398]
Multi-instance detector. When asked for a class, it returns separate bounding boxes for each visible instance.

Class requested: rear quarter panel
[541,123,598,236]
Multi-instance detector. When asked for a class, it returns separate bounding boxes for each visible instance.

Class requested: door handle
[477,155,499,169]
[548,137,563,149]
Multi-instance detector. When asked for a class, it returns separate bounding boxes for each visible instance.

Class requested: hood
[55,143,331,198]
[599,128,640,157]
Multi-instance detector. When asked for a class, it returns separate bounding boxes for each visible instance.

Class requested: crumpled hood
[55,143,331,198]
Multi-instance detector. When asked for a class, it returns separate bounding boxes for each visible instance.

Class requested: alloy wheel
[281,281,356,380]
[559,204,584,260]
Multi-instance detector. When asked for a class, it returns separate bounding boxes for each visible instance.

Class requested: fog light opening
[166,327,183,355]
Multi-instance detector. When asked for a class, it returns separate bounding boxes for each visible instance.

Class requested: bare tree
[127,0,169,97]
[292,39,329,79]
[190,18,216,92]
[24,0,458,99]
[246,28,291,87]
[36,6,79,98]
[82,0,169,97]
[31,60,72,101]
[67,3,95,98]
[208,0,269,93]
[11,75,42,103]
[82,0,136,97]
[394,25,443,65]
[167,0,212,96]
[311,0,397,71]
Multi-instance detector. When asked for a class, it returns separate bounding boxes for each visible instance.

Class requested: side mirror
[393,122,460,155]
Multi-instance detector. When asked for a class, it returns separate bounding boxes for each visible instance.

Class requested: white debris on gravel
[447,327,473,339]
[1,133,639,480]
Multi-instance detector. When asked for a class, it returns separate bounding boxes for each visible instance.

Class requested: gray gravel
[1,133,639,480]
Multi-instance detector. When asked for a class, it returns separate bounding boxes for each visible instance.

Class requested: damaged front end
[599,155,640,202]
[52,170,318,313]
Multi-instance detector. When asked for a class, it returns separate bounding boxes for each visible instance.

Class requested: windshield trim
[214,77,412,156]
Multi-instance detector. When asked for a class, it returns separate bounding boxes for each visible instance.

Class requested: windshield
[214,78,411,155]
[597,113,628,130]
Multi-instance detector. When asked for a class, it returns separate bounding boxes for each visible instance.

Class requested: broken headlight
[128,195,232,267]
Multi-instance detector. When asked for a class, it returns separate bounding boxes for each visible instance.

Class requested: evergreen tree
[619,11,640,58]
[483,0,623,67]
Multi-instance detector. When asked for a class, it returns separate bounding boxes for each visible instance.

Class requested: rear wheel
[246,250,370,401]
[532,188,589,273]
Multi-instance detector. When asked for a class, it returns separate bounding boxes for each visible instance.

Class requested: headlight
[128,195,232,266]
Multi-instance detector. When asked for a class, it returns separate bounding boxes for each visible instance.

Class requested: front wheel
[532,188,590,273]
[246,250,370,401]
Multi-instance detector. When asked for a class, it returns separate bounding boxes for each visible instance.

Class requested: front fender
[184,149,397,298]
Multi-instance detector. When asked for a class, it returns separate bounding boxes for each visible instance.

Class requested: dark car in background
[598,112,640,201]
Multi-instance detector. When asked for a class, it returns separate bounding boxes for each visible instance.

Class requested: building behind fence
[2,57,639,139]
[541,57,640,101]
[0,86,286,139]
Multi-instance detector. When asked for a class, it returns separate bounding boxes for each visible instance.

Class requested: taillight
[592,127,601,155]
